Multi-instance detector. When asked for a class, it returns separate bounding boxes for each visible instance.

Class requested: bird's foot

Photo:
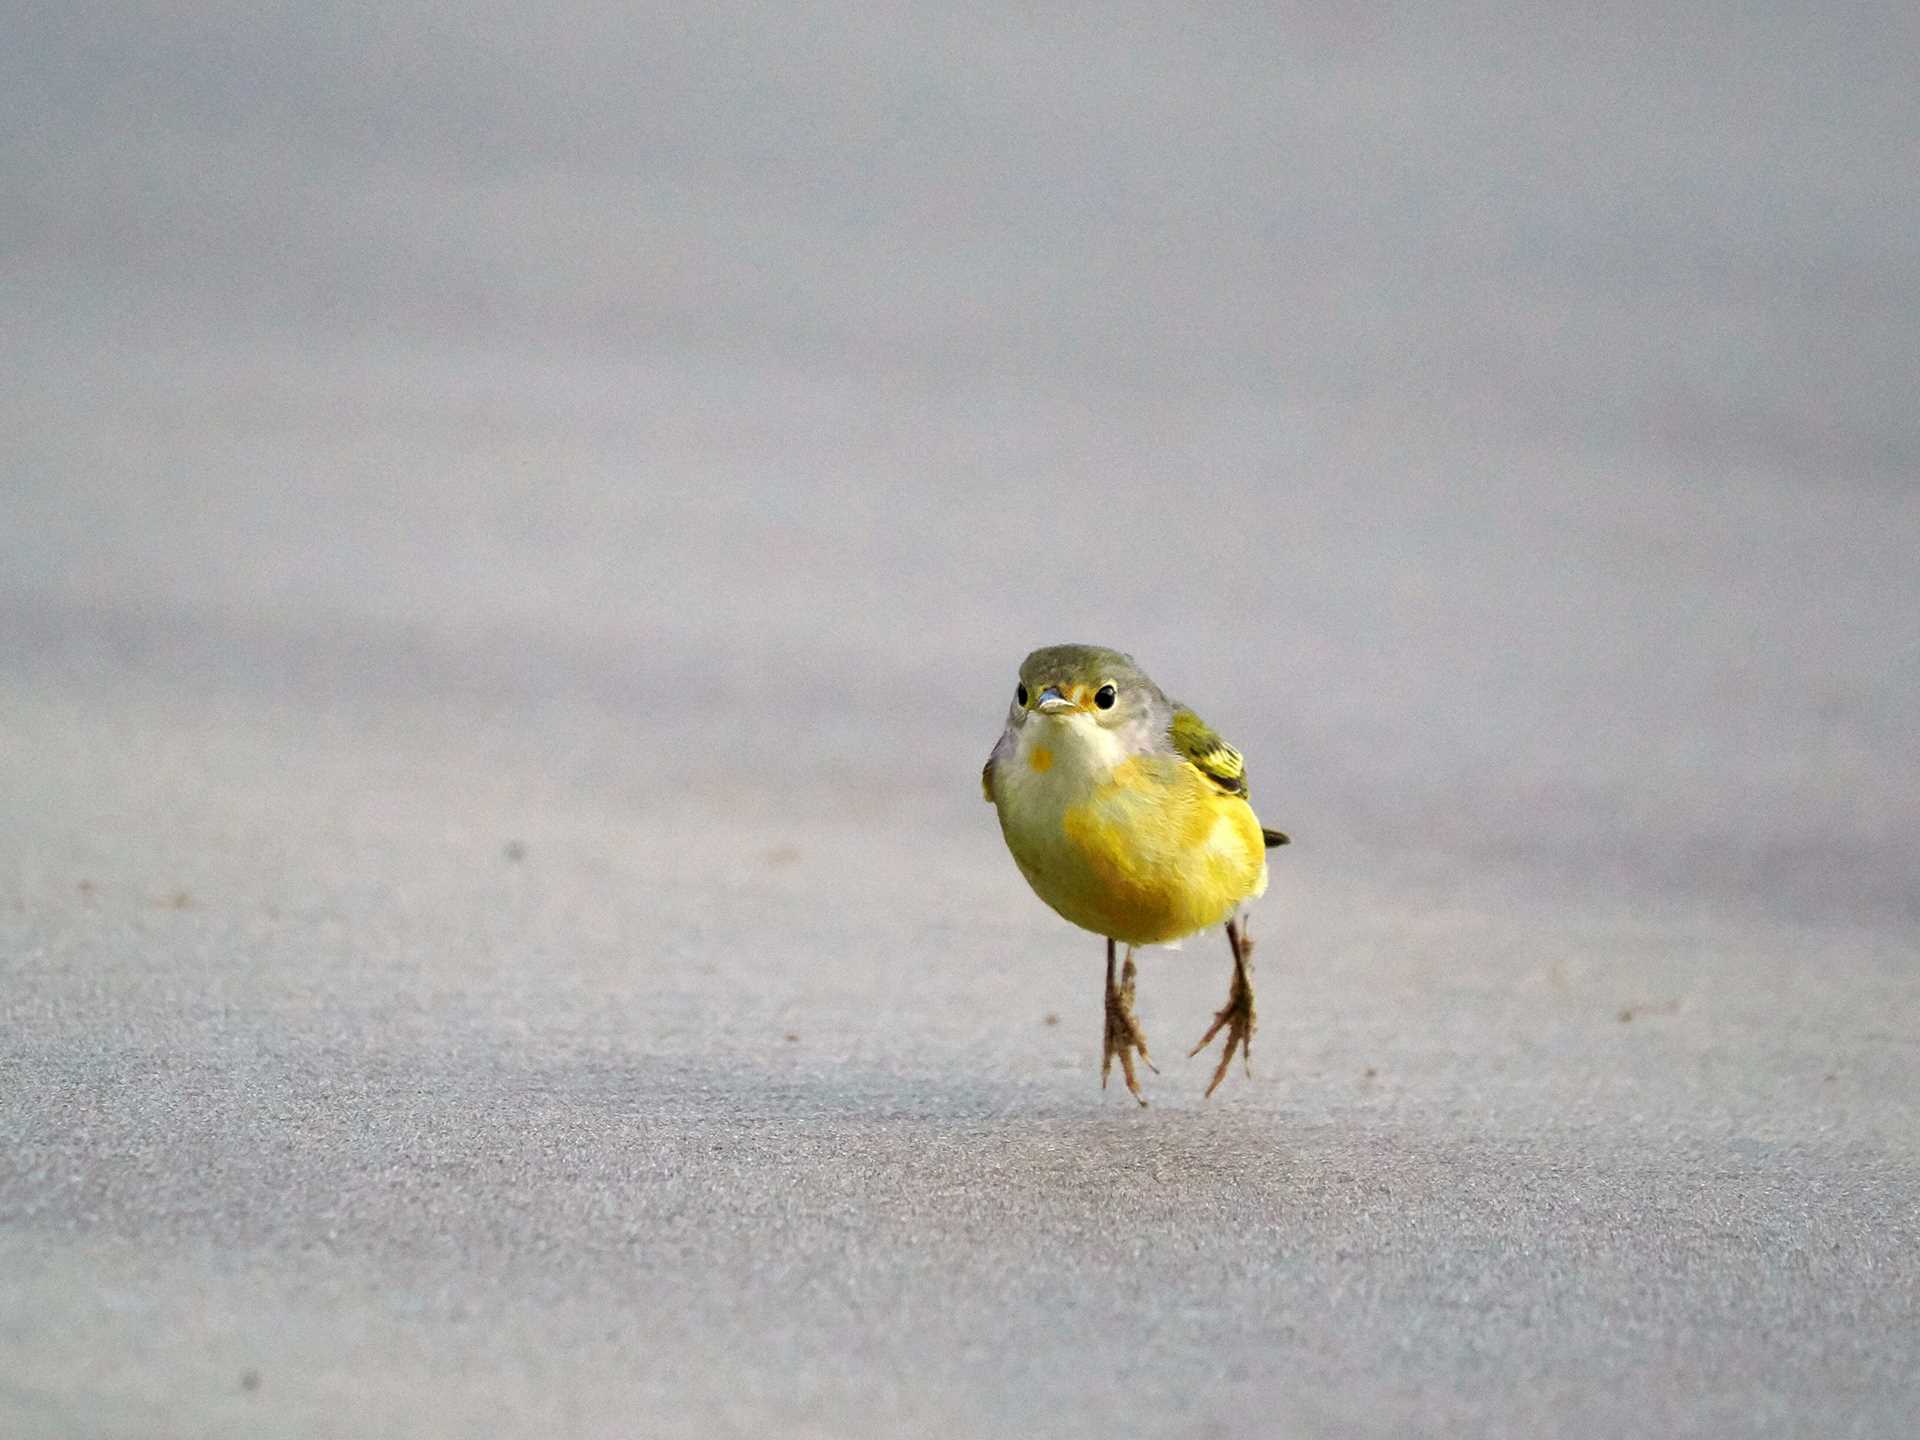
[1190,923,1256,1097]
[1103,950,1157,1106]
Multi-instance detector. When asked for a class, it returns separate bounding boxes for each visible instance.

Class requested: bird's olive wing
[1168,705,1248,796]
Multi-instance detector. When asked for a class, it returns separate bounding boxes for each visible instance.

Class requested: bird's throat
[1013,714,1129,793]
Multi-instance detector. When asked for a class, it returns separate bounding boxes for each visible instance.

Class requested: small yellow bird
[982,644,1289,1104]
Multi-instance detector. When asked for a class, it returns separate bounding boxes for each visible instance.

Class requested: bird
[981,643,1289,1104]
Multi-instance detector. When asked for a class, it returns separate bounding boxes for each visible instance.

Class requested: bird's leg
[1189,913,1256,1097]
[1102,938,1157,1105]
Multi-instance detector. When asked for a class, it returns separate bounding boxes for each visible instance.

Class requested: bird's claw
[1103,951,1157,1105]
[1190,924,1256,1097]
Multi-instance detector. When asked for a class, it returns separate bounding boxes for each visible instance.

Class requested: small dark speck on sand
[77,878,94,896]
[1042,1012,1060,1027]
[1619,999,1678,1023]
[240,1370,261,1393]
[784,1032,800,1043]
[503,840,526,862]
[165,890,194,910]
[1363,1066,1378,1080]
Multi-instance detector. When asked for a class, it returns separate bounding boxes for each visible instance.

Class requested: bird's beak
[1035,686,1077,714]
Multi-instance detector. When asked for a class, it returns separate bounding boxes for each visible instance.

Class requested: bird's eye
[1095,684,1117,710]
[1016,683,1029,707]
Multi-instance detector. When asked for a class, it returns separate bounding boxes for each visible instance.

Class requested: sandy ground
[4,4,1918,1436]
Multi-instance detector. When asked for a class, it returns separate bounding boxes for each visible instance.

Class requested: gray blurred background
[4,4,1917,1437]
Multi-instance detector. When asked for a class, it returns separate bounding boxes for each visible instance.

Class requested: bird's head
[1006,644,1167,738]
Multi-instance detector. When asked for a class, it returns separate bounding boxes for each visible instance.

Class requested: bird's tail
[1262,828,1290,849]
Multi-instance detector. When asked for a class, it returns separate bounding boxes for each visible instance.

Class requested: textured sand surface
[4,4,1918,1436]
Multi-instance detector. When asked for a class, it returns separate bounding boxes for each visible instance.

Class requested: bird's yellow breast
[991,718,1268,946]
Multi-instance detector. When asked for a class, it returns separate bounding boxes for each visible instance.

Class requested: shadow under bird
[982,644,1290,1103]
